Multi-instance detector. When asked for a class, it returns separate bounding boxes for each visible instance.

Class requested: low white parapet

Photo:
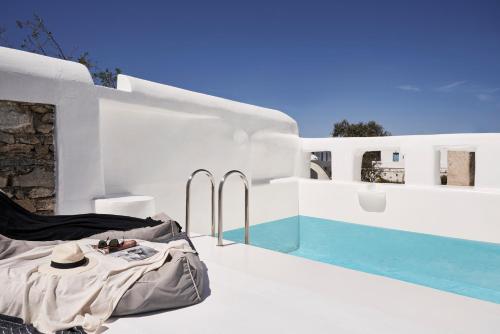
[94,196,155,218]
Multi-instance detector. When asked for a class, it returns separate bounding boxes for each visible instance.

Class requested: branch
[27,33,47,55]
[6,14,121,87]
[34,14,67,60]
[0,26,12,47]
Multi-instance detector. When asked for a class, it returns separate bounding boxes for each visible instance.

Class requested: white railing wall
[302,135,500,187]
[299,135,500,243]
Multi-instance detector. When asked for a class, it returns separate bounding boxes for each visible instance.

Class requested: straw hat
[38,242,97,276]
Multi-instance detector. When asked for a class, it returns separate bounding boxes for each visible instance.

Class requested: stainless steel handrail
[185,169,215,237]
[217,170,249,246]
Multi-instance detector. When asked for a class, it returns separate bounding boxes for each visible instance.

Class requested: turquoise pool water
[223,216,500,304]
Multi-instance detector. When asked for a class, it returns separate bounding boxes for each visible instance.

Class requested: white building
[1,47,500,333]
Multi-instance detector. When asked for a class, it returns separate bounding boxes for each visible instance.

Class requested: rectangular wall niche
[0,100,56,214]
[440,149,475,186]
[361,150,405,184]
[310,151,332,179]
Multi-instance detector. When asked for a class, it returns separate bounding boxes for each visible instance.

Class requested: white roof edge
[0,46,94,84]
[302,133,500,143]
[116,74,297,125]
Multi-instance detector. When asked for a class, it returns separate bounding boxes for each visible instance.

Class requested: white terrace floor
[104,235,500,334]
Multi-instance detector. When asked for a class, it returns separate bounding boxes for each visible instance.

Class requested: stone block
[0,108,34,134]
[29,187,54,198]
[0,143,34,154]
[447,151,475,186]
[30,105,51,113]
[0,175,7,187]
[12,167,55,188]
[14,189,26,199]
[14,199,36,212]
[34,198,55,211]
[0,132,15,144]
[0,157,54,168]
[43,135,54,145]
[41,113,54,123]
[34,144,50,157]
[17,134,41,144]
[35,123,53,134]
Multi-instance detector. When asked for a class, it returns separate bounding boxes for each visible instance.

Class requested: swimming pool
[223,216,500,304]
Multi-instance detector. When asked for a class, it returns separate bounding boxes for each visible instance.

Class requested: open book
[109,245,158,262]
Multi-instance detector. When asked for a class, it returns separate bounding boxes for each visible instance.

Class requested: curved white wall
[0,48,304,228]
[97,75,303,230]
[0,47,104,213]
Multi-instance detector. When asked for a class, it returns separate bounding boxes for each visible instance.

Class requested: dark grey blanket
[0,191,171,241]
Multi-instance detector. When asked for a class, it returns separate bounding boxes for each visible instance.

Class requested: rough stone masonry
[0,100,56,214]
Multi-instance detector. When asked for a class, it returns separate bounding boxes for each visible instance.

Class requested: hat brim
[38,256,97,276]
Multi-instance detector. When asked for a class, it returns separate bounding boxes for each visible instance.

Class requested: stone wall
[0,100,56,214]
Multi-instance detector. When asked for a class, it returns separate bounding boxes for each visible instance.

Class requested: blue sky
[1,0,499,136]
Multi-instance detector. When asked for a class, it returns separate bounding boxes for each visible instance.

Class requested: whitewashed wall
[96,75,303,231]
[300,135,500,243]
[0,48,303,231]
[379,149,404,168]
[2,47,499,243]
[0,47,104,214]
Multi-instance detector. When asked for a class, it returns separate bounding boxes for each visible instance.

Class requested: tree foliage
[330,119,391,182]
[331,119,391,137]
[361,164,383,183]
[0,14,121,88]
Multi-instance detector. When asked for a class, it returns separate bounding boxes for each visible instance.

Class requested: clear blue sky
[2,0,500,136]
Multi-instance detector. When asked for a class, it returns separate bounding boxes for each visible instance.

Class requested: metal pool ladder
[217,170,249,246]
[185,169,215,237]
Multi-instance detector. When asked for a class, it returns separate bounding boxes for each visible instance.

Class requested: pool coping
[105,234,500,334]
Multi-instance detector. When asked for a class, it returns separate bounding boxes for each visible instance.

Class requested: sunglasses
[97,237,122,250]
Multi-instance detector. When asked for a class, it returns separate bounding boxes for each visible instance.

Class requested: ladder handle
[217,170,249,246]
[185,169,215,237]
